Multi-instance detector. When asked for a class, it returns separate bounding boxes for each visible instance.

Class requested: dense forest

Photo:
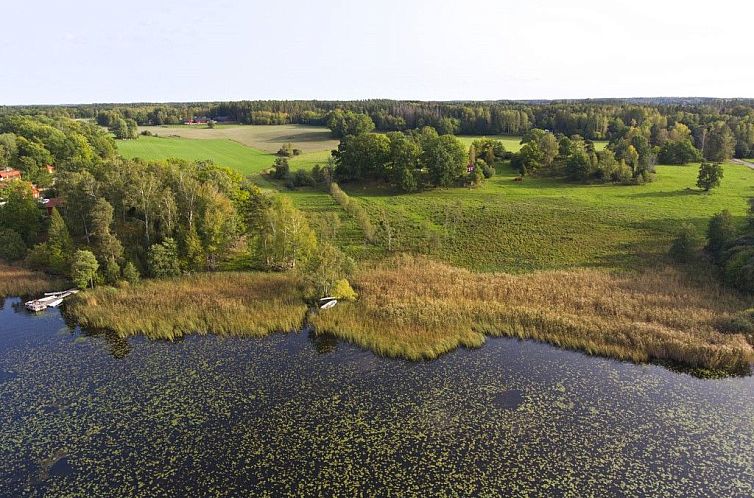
[3,98,753,158]
[0,115,353,297]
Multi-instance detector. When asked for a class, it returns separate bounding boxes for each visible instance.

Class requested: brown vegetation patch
[311,256,754,372]
[68,272,307,340]
[0,263,66,298]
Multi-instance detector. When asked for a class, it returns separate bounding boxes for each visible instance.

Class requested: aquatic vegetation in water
[0,301,752,495]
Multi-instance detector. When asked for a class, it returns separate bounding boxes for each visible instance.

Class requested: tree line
[5,99,754,159]
[0,115,355,298]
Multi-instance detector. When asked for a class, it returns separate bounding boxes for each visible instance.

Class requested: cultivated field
[120,127,337,178]
[138,124,340,154]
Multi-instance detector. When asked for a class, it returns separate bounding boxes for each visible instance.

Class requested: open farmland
[138,124,340,154]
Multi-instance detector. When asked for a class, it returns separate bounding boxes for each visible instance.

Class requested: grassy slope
[118,136,273,176]
[119,136,332,179]
[456,135,608,152]
[346,162,753,272]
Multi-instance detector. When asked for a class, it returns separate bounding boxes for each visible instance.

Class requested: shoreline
[0,263,67,299]
[64,257,754,376]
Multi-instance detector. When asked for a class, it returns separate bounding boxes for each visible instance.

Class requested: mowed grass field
[122,125,342,178]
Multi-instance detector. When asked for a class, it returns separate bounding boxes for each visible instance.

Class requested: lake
[1,296,753,496]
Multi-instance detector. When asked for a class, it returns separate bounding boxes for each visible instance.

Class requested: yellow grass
[0,263,66,297]
[68,272,308,340]
[311,256,754,373]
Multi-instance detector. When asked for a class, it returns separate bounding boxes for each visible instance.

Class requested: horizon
[5,96,754,108]
[3,0,753,105]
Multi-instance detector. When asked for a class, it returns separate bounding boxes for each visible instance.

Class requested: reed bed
[66,257,754,373]
[310,255,754,373]
[68,272,308,340]
[0,263,66,298]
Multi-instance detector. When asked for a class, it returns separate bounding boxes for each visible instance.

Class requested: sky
[2,0,752,104]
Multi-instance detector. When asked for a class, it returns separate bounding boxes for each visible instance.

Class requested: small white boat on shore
[319,297,338,310]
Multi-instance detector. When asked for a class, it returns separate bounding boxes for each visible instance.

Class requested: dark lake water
[1,297,753,497]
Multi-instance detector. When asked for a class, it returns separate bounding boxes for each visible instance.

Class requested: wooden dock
[25,289,79,312]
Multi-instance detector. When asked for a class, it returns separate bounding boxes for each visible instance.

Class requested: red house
[0,168,22,182]
[41,197,64,216]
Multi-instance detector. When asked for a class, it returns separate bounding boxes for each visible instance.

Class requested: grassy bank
[66,259,754,373]
[68,272,308,340]
[0,263,66,298]
[311,256,754,374]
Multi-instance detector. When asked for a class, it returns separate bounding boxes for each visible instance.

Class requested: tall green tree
[0,180,42,245]
[703,122,735,162]
[90,197,123,263]
[255,196,317,270]
[697,162,723,192]
[47,207,74,273]
[423,135,467,187]
[70,249,99,289]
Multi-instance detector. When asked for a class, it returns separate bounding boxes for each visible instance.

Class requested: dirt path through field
[731,158,754,170]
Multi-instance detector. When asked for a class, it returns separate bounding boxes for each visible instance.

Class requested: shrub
[293,169,316,187]
[147,238,181,278]
[697,162,723,191]
[0,228,26,261]
[332,278,358,301]
[706,210,735,261]
[71,249,99,289]
[398,168,418,193]
[311,165,326,184]
[479,160,495,179]
[669,224,700,263]
[329,183,377,243]
[468,167,484,187]
[122,261,140,284]
[272,157,290,179]
[104,258,121,285]
[277,143,294,157]
[717,314,754,334]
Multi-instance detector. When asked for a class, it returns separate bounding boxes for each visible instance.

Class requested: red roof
[0,168,22,180]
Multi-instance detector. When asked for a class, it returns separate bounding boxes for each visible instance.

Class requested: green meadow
[116,127,753,273]
[343,161,754,272]
[118,135,333,178]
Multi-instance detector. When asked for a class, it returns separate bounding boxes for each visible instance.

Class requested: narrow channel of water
[0,297,752,496]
